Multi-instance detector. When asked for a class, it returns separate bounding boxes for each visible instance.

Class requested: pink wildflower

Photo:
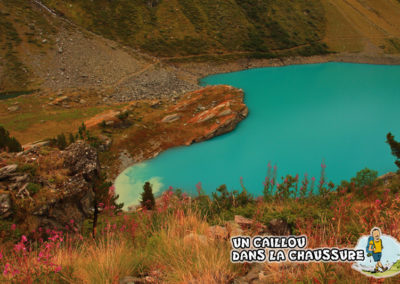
[3,263,11,276]
[196,182,202,190]
[14,243,25,252]
[54,265,62,273]
[10,224,16,231]
[21,235,27,243]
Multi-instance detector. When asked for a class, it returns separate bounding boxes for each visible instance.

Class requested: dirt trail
[104,60,160,92]
[159,43,316,62]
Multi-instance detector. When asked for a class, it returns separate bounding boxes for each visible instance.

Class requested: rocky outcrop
[63,142,100,180]
[113,85,249,171]
[0,142,99,234]
[31,142,98,231]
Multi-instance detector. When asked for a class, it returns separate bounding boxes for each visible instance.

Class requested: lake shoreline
[115,61,400,210]
[173,53,400,85]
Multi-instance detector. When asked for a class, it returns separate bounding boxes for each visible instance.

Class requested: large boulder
[63,141,100,181]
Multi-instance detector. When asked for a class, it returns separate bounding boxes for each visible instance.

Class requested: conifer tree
[387,132,400,169]
[69,133,75,144]
[0,126,22,152]
[141,182,156,210]
[56,133,67,150]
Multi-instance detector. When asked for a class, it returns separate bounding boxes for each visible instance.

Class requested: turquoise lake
[115,63,400,209]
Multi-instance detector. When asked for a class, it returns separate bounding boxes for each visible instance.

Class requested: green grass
[0,106,110,132]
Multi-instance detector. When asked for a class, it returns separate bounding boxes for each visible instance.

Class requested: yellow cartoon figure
[368,227,388,273]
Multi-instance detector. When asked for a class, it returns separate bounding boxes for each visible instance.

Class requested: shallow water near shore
[116,63,400,209]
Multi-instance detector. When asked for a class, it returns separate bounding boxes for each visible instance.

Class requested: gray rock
[226,220,244,237]
[161,113,180,123]
[0,164,18,180]
[268,219,291,235]
[0,193,12,219]
[63,141,100,180]
[183,233,208,245]
[7,106,20,112]
[217,109,233,117]
[98,135,113,152]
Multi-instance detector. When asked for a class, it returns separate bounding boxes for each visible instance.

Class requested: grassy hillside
[2,0,400,93]
[41,0,328,57]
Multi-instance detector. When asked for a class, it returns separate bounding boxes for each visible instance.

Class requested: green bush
[56,133,67,150]
[117,111,130,121]
[141,182,156,210]
[26,183,41,195]
[17,164,37,177]
[351,168,378,188]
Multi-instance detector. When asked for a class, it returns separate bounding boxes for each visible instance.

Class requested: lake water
[115,63,400,209]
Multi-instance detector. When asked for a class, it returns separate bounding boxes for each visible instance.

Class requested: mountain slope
[1,0,400,94]
[41,0,328,56]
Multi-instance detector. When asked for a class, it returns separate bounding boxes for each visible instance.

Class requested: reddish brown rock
[113,85,249,170]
